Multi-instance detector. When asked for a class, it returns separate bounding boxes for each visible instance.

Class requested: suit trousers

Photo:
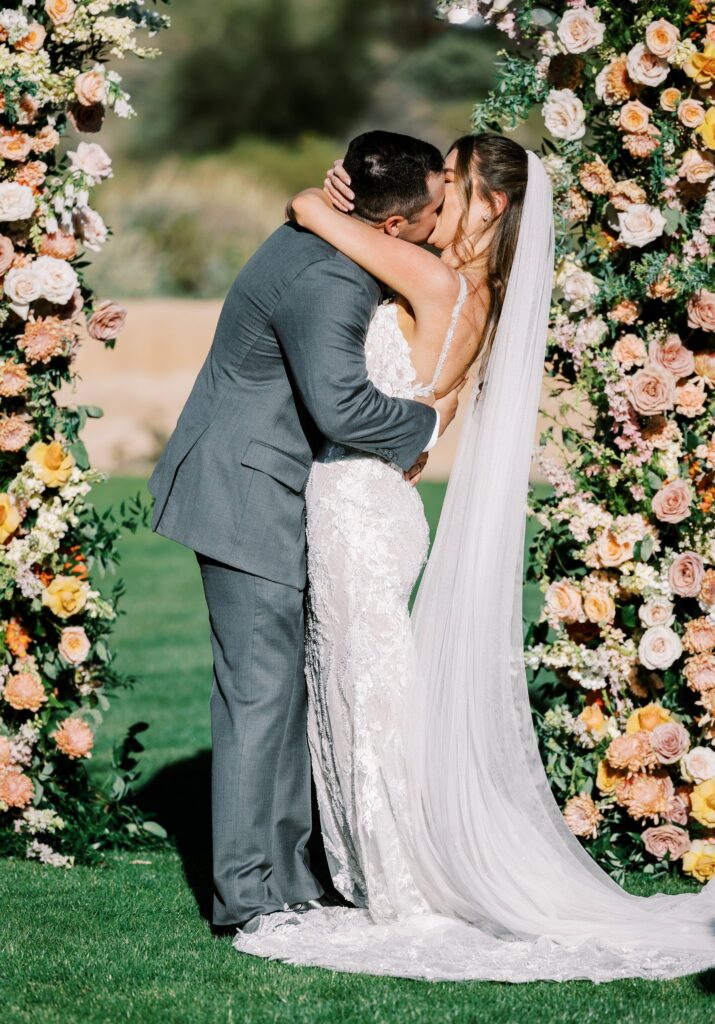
[196,553,324,926]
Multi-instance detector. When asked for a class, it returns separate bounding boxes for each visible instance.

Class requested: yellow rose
[696,108,715,151]
[0,493,21,543]
[28,440,75,487]
[690,778,715,828]
[684,42,715,86]
[682,839,715,883]
[42,576,88,619]
[596,759,624,795]
[625,703,672,734]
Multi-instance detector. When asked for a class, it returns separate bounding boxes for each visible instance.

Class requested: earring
[482,214,490,223]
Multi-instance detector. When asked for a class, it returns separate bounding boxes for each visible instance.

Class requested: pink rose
[668,551,704,597]
[688,290,715,332]
[649,722,690,764]
[652,479,692,524]
[87,300,127,341]
[642,824,690,859]
[628,364,676,415]
[648,334,695,379]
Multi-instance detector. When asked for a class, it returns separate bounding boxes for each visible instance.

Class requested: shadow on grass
[137,751,339,923]
[695,967,715,993]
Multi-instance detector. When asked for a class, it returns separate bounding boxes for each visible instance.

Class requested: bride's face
[427,148,494,252]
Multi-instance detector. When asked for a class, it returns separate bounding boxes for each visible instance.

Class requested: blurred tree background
[86,0,503,298]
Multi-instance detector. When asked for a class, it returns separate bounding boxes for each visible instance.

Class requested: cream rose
[33,255,79,306]
[556,8,605,54]
[652,479,692,524]
[543,89,586,141]
[678,149,715,184]
[545,580,583,623]
[628,364,676,415]
[74,69,106,107]
[687,289,715,332]
[560,268,599,312]
[3,264,42,317]
[67,142,112,181]
[681,747,715,784]
[638,597,675,627]
[638,624,683,670]
[617,203,666,247]
[648,335,695,378]
[45,0,76,25]
[645,19,680,59]
[58,626,90,665]
[626,43,669,87]
[678,99,706,129]
[0,182,35,222]
[668,551,704,597]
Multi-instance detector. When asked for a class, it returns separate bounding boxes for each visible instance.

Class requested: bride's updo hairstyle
[450,133,528,367]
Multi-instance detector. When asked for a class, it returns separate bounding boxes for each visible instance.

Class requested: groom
[147,131,459,932]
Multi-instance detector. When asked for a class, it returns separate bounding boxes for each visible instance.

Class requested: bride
[234,132,715,982]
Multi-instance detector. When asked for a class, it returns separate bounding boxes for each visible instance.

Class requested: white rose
[617,203,666,248]
[638,624,683,670]
[557,8,605,54]
[0,182,35,221]
[638,597,675,628]
[561,269,600,312]
[681,747,715,785]
[3,264,42,318]
[574,316,607,348]
[73,206,107,252]
[67,142,112,181]
[33,255,79,305]
[626,43,669,87]
[543,89,586,142]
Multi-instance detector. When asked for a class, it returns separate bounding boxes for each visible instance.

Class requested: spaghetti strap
[413,273,469,397]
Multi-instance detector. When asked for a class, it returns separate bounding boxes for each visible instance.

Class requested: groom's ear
[383,215,407,238]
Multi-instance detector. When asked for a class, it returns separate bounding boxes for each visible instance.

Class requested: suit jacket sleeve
[271,254,437,472]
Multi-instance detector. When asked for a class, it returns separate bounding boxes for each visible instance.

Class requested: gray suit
[147,222,435,926]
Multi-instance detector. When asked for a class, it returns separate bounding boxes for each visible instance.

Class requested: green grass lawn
[3,478,714,1023]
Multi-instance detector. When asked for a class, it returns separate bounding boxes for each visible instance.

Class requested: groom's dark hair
[343,131,444,225]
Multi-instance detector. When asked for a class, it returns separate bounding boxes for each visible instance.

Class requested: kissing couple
[148,130,715,982]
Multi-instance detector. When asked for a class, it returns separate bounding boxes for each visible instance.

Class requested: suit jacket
[147,222,436,589]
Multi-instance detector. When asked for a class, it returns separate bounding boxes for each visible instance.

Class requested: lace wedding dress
[234,154,715,982]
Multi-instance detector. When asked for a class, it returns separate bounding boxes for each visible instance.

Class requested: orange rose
[678,99,706,128]
[596,528,635,567]
[5,618,31,657]
[619,100,651,133]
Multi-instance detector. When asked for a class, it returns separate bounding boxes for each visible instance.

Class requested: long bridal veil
[405,150,715,974]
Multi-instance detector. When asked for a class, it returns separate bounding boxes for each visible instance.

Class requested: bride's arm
[286,188,458,312]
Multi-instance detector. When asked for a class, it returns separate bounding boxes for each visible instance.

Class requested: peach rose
[678,149,715,184]
[652,478,693,523]
[682,839,715,883]
[615,770,675,821]
[31,125,59,155]
[642,823,690,860]
[14,160,47,190]
[563,793,603,838]
[0,770,34,808]
[87,301,127,341]
[6,618,31,657]
[596,528,634,567]
[42,576,88,619]
[74,69,106,107]
[15,22,46,53]
[660,87,681,111]
[545,580,583,622]
[683,617,715,655]
[669,551,704,597]
[0,359,29,398]
[606,732,658,773]
[0,413,33,452]
[627,43,669,87]
[648,334,695,378]
[583,588,615,624]
[628,364,676,415]
[619,100,651,134]
[613,333,647,369]
[638,597,674,628]
[28,440,75,488]
[626,703,672,733]
[694,351,715,380]
[650,722,689,764]
[684,653,715,693]
[678,99,706,129]
[0,129,32,163]
[3,671,46,712]
[675,379,706,417]
[687,289,715,332]
[645,19,679,59]
[690,778,715,828]
[45,0,76,25]
[58,626,90,665]
[52,718,94,759]
[0,493,21,543]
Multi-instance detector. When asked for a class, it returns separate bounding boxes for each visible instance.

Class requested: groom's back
[147,222,379,588]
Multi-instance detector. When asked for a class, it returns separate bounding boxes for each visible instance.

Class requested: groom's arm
[272,255,437,472]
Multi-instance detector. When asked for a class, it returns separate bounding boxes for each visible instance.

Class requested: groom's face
[395,171,446,244]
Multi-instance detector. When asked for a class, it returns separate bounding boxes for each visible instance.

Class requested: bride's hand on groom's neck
[285,188,332,226]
